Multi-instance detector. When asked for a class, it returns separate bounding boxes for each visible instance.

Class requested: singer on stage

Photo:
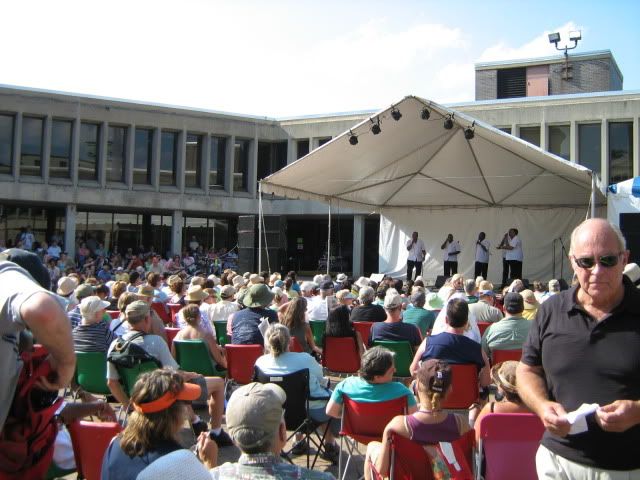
[406,231,426,281]
[474,232,490,279]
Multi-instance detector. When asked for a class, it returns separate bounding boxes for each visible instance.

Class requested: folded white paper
[564,403,599,435]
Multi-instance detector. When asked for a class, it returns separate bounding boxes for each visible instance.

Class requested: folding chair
[67,420,122,480]
[167,303,182,323]
[289,336,304,352]
[107,310,120,320]
[491,349,522,365]
[164,327,180,351]
[353,321,374,347]
[254,367,330,469]
[441,364,479,409]
[371,340,413,378]
[75,351,111,396]
[174,339,226,377]
[117,361,159,397]
[322,336,361,376]
[151,301,172,325]
[371,431,434,480]
[477,322,491,337]
[213,320,229,346]
[225,344,263,397]
[476,413,544,480]
[338,395,407,480]
[309,320,326,347]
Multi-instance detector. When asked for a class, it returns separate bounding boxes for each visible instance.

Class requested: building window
[185,133,203,188]
[50,119,72,179]
[548,125,570,160]
[497,68,526,99]
[297,139,309,159]
[0,114,14,175]
[257,141,287,184]
[134,128,153,185]
[498,127,512,135]
[20,116,44,177]
[578,123,601,177]
[160,131,178,187]
[318,137,331,147]
[209,136,226,190]
[519,126,540,147]
[79,123,100,181]
[107,126,127,183]
[609,122,633,184]
[233,139,250,192]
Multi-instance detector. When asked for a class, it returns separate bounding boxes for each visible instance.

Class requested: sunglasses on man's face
[572,253,622,270]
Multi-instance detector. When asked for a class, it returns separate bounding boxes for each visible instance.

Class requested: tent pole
[258,183,263,273]
[327,199,331,275]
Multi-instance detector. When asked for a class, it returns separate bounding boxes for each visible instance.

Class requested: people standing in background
[497,232,510,287]
[475,232,490,279]
[503,228,523,280]
[441,233,461,277]
[405,231,426,281]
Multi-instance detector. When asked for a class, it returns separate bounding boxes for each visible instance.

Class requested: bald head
[570,219,626,255]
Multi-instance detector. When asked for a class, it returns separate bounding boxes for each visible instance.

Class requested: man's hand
[596,400,640,432]
[539,401,571,437]
[36,355,75,391]
[196,431,219,469]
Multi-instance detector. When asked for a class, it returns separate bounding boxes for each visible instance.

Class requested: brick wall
[549,58,622,95]
[475,70,497,101]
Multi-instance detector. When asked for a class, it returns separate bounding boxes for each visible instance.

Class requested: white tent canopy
[261,96,603,283]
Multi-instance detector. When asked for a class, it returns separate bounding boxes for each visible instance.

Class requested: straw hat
[57,276,79,296]
[185,285,208,302]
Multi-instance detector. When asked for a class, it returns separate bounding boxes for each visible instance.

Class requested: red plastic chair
[67,420,122,480]
[151,302,172,325]
[165,327,180,351]
[289,336,304,352]
[322,336,361,375]
[33,343,48,359]
[107,310,120,320]
[477,322,491,337]
[441,364,479,409]
[225,344,263,385]
[338,395,408,480]
[167,303,182,323]
[492,349,522,365]
[477,413,544,480]
[352,321,374,347]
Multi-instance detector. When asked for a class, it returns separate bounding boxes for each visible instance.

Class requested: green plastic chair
[371,340,414,378]
[213,320,229,347]
[309,320,326,348]
[117,361,158,396]
[75,351,111,396]
[174,339,226,377]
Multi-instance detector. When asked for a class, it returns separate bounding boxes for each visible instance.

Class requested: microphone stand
[558,237,568,280]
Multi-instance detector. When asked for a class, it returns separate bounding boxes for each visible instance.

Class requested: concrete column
[126,123,135,188]
[286,137,295,165]
[177,129,186,193]
[569,120,578,163]
[633,117,639,178]
[226,135,235,195]
[64,204,77,258]
[71,117,80,185]
[202,135,211,192]
[99,121,108,188]
[42,115,52,182]
[309,137,317,151]
[352,214,365,277]
[13,112,22,180]
[540,121,548,151]
[248,134,258,197]
[601,121,609,187]
[152,127,161,191]
[171,210,183,256]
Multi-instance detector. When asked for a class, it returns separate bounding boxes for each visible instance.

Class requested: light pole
[548,31,582,80]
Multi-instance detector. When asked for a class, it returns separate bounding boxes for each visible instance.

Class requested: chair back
[352,321,374,347]
[167,303,182,323]
[340,395,407,445]
[67,420,121,480]
[289,336,304,352]
[117,361,158,396]
[174,339,223,376]
[75,351,110,395]
[309,320,326,347]
[477,321,491,337]
[107,310,120,320]
[441,364,478,409]
[151,302,172,324]
[254,367,310,431]
[322,336,360,374]
[225,344,263,384]
[479,413,544,480]
[213,320,229,346]
[387,432,434,480]
[492,349,522,365]
[371,340,413,377]
[164,327,180,351]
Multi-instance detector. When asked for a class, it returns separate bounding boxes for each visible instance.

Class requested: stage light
[370,117,381,135]
[420,107,430,120]
[348,130,358,146]
[464,121,476,140]
[443,114,454,130]
[391,107,402,121]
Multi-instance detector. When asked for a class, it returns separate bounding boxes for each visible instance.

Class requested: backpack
[107,331,162,369]
[0,351,63,480]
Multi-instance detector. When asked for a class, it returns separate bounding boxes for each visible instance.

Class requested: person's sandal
[290,439,310,455]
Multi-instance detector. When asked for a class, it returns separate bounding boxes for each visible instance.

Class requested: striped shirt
[73,322,117,353]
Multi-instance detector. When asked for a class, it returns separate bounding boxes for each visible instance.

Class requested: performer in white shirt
[474,232,491,279]
[405,231,426,281]
[499,228,523,280]
[441,233,461,277]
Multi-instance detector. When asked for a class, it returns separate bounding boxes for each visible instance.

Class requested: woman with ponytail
[364,359,469,480]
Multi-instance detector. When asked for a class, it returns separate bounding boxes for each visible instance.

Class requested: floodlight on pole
[548,30,582,80]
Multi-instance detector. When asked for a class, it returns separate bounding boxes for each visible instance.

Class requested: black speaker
[434,275,446,289]
[237,247,255,273]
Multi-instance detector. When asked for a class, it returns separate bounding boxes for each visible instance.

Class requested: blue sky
[2,0,638,117]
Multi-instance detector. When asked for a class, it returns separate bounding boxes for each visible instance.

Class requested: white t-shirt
[505,235,523,261]
[406,238,426,262]
[475,239,490,264]
[443,240,461,262]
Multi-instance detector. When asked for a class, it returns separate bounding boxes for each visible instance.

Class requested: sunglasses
[572,253,622,270]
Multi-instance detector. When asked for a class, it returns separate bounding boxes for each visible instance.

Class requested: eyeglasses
[572,253,622,270]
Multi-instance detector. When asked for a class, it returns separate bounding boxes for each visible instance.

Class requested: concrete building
[0,50,638,275]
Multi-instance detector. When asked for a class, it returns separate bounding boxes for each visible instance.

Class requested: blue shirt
[369,321,421,346]
[330,376,416,407]
[231,308,278,345]
[420,332,484,370]
[401,307,436,336]
[101,438,182,480]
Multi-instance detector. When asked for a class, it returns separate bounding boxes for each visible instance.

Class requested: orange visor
[132,382,201,414]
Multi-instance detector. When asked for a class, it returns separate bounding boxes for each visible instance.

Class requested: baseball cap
[80,295,110,318]
[74,283,95,301]
[416,359,452,394]
[125,300,150,319]
[479,289,495,297]
[384,292,403,310]
[503,292,524,314]
[226,382,286,450]
[319,280,334,291]
[300,281,317,292]
[336,273,347,283]
[220,285,236,299]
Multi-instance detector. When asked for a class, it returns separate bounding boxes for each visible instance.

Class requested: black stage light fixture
[370,117,381,135]
[443,114,454,130]
[420,107,431,120]
[348,130,358,145]
[391,107,402,121]
[464,121,476,140]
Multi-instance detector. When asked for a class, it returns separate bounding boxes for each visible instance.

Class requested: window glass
[209,136,226,190]
[79,123,100,181]
[50,119,72,179]
[578,123,601,177]
[160,131,178,186]
[548,125,570,160]
[21,116,43,177]
[297,139,309,159]
[185,133,202,188]
[233,139,250,191]
[609,122,633,184]
[519,126,540,147]
[134,128,153,185]
[0,114,14,175]
[107,126,127,183]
